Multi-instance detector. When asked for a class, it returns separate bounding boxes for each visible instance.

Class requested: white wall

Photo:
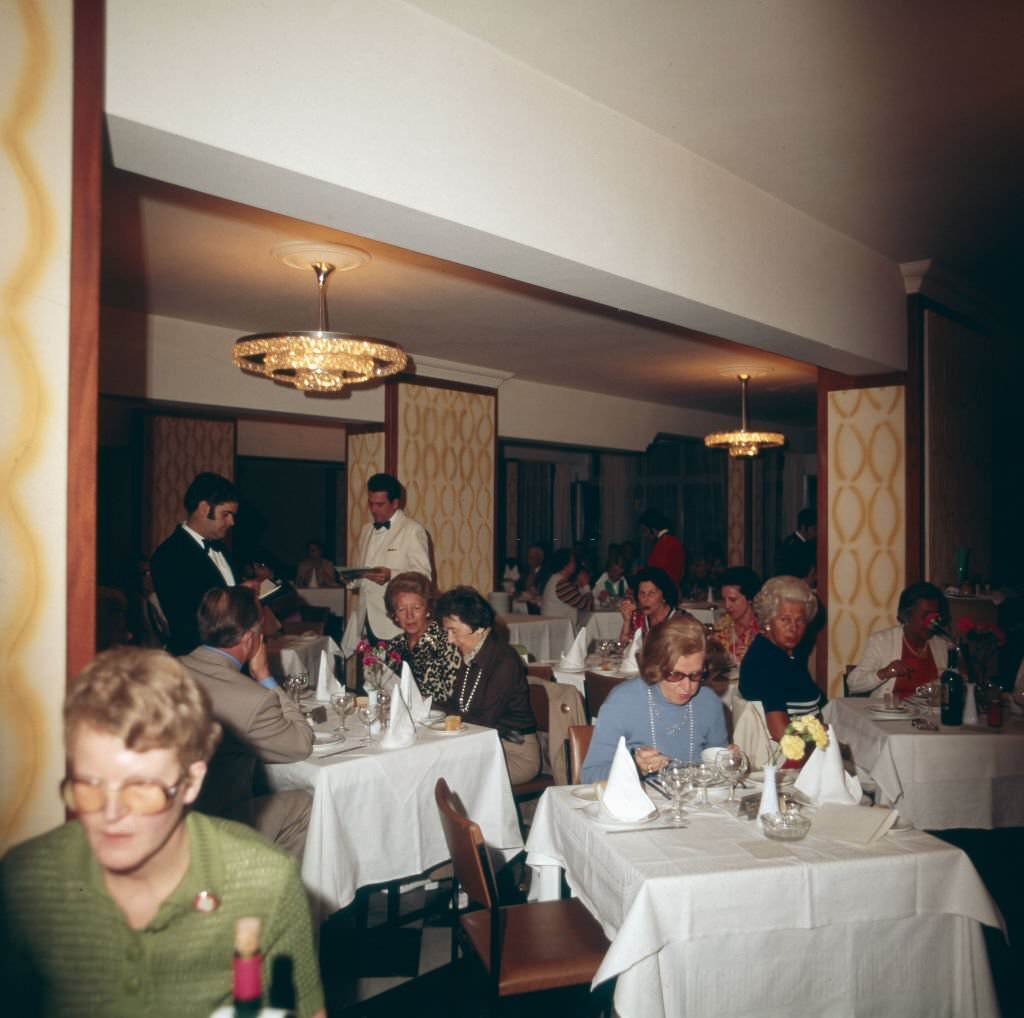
[236,419,346,462]
[104,0,907,378]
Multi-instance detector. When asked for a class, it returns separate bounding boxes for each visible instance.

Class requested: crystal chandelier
[233,243,406,393]
[704,373,786,458]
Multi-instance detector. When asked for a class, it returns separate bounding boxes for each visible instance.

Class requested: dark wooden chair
[566,724,594,785]
[583,671,625,723]
[434,778,609,1009]
[509,684,556,827]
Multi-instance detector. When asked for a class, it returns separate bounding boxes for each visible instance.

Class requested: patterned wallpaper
[345,430,384,564]
[726,458,746,565]
[145,416,235,554]
[826,386,906,697]
[925,310,992,585]
[396,384,495,594]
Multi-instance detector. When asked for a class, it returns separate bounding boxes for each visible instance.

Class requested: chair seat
[460,899,609,996]
[511,773,555,799]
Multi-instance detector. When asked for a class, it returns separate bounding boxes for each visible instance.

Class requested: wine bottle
[940,647,964,726]
[233,917,262,1016]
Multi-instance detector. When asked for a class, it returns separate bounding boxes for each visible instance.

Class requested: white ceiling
[101,2,1022,428]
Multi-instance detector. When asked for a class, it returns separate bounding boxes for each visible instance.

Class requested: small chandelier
[233,243,406,393]
[704,373,786,458]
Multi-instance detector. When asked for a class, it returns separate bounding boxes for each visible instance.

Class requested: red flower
[956,617,978,636]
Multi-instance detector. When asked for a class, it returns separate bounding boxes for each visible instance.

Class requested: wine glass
[715,747,749,804]
[331,691,353,733]
[358,701,380,742]
[659,759,691,827]
[689,762,717,810]
[285,674,305,705]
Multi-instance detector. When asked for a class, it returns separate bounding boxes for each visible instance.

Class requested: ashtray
[761,811,811,842]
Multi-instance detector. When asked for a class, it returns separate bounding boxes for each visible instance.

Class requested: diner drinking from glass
[617,566,680,644]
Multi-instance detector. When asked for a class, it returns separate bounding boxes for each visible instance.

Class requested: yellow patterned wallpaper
[345,430,384,565]
[396,384,495,594]
[145,416,235,554]
[827,386,906,697]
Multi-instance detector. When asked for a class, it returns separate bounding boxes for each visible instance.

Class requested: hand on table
[634,745,669,776]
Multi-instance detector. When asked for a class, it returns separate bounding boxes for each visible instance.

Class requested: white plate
[428,719,468,735]
[582,800,658,827]
[868,707,912,720]
[312,730,345,749]
[748,768,797,786]
[571,785,600,801]
[418,709,445,726]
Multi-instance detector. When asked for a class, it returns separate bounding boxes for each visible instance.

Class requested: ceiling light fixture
[233,242,406,393]
[704,373,786,457]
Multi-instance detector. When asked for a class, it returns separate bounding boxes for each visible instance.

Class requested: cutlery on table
[606,823,688,834]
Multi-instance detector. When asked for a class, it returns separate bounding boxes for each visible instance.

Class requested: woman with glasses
[1,647,325,1018]
[739,575,826,741]
[581,616,728,781]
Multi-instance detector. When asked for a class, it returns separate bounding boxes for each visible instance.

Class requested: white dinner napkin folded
[794,723,862,805]
[380,680,417,749]
[314,649,343,702]
[809,803,898,844]
[396,660,432,723]
[559,628,588,671]
[598,736,655,822]
[619,628,643,675]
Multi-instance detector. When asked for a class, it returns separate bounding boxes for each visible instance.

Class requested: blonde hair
[640,615,707,685]
[65,648,221,767]
[752,575,818,628]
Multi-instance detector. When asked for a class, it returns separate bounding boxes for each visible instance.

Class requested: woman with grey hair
[739,575,826,741]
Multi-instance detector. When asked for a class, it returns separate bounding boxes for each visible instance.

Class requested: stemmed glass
[689,762,717,810]
[285,673,307,706]
[358,701,380,743]
[715,747,749,805]
[659,759,691,827]
[330,691,354,735]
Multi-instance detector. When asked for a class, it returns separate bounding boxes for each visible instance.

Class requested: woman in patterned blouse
[384,572,461,700]
[713,566,763,667]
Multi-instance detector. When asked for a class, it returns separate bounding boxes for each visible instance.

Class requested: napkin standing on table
[314,649,342,702]
[619,628,643,675]
[396,660,432,723]
[794,723,862,805]
[598,736,656,822]
[559,628,588,670]
[380,679,417,749]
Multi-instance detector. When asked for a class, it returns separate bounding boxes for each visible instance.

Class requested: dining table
[497,613,576,663]
[266,633,341,683]
[825,697,1024,830]
[581,609,624,643]
[266,722,523,924]
[526,785,1004,1018]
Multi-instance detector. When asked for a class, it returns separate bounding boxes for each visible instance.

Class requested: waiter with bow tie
[341,472,432,655]
[151,471,240,655]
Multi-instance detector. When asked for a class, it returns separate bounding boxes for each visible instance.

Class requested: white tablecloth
[526,786,1003,1018]
[581,610,623,643]
[266,634,340,681]
[267,725,523,923]
[498,613,576,662]
[825,697,1024,830]
[295,586,345,616]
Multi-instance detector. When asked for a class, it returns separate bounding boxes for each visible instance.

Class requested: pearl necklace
[646,685,695,761]
[902,634,929,659]
[456,662,485,713]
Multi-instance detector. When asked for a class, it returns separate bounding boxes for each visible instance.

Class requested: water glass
[331,691,354,732]
[689,762,717,810]
[358,702,380,742]
[715,747,749,803]
[659,759,691,827]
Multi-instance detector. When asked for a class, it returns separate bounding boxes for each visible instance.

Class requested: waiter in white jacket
[342,472,432,655]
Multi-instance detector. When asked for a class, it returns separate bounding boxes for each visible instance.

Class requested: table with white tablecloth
[526,786,1003,1018]
[825,697,1024,830]
[497,613,575,662]
[581,610,623,644]
[266,634,341,682]
[267,725,523,923]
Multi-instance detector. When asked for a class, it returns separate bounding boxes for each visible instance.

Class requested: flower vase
[364,662,385,692]
[757,764,780,826]
[962,681,979,725]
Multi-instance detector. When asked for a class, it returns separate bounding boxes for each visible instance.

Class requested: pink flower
[387,650,401,662]
[355,640,370,654]
[362,655,376,666]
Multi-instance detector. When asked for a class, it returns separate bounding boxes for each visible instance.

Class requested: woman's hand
[877,659,909,682]
[619,596,636,622]
[633,745,668,776]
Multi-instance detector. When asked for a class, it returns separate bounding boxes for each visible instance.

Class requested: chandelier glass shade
[704,373,786,458]
[233,252,406,393]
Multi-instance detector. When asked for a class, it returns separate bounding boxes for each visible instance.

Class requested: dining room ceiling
[100,2,1022,429]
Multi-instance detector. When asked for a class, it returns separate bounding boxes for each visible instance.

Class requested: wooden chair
[434,778,609,1008]
[583,671,624,723]
[510,685,556,818]
[566,725,594,785]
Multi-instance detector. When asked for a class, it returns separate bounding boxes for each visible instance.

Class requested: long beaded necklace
[902,634,929,659]
[455,629,490,713]
[646,685,695,761]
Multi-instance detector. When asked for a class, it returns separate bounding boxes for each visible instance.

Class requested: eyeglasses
[664,668,707,684]
[60,774,188,816]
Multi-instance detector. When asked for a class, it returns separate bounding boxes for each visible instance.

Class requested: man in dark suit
[151,472,240,655]
[180,586,313,857]
[778,506,817,583]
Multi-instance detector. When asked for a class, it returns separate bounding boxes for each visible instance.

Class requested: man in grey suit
[180,586,313,857]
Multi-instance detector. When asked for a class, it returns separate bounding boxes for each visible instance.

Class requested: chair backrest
[434,778,497,910]
[528,682,550,733]
[567,725,593,785]
[583,671,623,722]
[731,699,775,769]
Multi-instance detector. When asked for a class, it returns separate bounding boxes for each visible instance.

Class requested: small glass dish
[762,811,811,842]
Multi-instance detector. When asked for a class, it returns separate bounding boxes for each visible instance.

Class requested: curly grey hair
[752,575,818,628]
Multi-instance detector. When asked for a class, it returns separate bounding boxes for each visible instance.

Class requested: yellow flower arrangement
[776,715,828,763]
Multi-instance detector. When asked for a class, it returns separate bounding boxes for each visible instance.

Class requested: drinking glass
[331,691,354,732]
[715,747,749,803]
[689,762,717,810]
[358,702,380,742]
[285,674,305,705]
[659,759,691,827]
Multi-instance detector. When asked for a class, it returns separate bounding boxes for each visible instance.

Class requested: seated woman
[383,571,461,700]
[617,566,679,644]
[713,566,762,668]
[1,647,324,1018]
[594,551,629,605]
[739,575,826,741]
[540,548,593,625]
[513,543,548,614]
[846,582,951,699]
[295,540,338,588]
[434,586,542,785]
[582,616,727,781]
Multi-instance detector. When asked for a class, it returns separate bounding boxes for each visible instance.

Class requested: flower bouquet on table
[356,639,401,691]
[775,714,828,770]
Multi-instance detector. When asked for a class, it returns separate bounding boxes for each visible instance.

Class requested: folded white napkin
[619,628,643,675]
[380,680,417,749]
[599,736,655,822]
[794,723,862,805]
[396,660,432,723]
[559,628,588,670]
[810,803,898,844]
[314,648,342,702]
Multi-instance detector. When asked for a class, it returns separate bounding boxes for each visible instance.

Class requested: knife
[606,823,688,834]
[314,743,367,760]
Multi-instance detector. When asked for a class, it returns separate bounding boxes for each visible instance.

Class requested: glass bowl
[762,811,811,842]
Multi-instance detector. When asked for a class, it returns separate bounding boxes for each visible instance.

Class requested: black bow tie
[373,520,390,531]
[203,538,226,553]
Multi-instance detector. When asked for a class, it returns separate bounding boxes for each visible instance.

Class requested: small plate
[428,719,468,735]
[868,707,912,720]
[749,768,797,786]
[418,709,445,726]
[312,730,345,749]
[571,785,600,801]
[582,800,658,827]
